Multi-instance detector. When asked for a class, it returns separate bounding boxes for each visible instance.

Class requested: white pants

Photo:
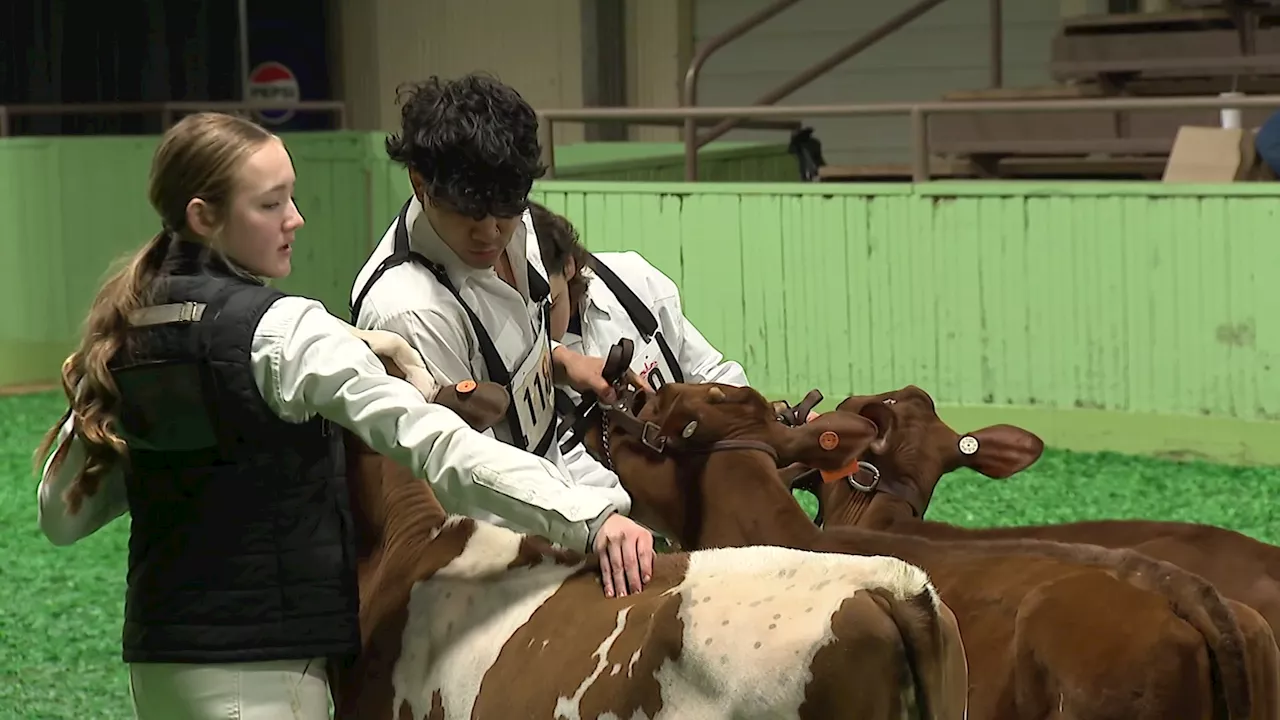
[128,657,332,720]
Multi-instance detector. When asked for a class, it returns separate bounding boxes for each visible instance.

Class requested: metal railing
[0,101,348,137]
[681,0,1004,180]
[6,95,1277,184]
[681,0,804,171]
[537,94,1280,183]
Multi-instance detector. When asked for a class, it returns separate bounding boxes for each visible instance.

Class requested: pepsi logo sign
[246,61,300,125]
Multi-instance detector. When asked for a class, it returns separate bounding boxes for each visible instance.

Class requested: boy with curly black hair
[350,74,654,599]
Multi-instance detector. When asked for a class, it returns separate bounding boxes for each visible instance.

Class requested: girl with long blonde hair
[34,112,612,719]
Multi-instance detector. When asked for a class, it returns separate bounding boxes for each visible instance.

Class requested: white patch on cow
[390,520,586,719]
[646,545,934,718]
[555,606,634,718]
[386,519,936,719]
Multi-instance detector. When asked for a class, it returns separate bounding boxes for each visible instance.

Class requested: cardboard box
[1161,126,1277,182]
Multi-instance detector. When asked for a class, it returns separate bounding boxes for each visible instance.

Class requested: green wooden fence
[2,133,1277,464]
[536,181,1280,466]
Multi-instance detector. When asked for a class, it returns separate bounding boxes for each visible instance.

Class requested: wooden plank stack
[820,1,1280,181]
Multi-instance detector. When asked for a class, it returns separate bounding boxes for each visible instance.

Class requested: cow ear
[959,424,1044,478]
[648,388,698,442]
[773,411,879,473]
[835,394,881,414]
[434,380,511,433]
[853,401,894,455]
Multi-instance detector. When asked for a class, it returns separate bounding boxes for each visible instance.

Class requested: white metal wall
[692,0,1062,166]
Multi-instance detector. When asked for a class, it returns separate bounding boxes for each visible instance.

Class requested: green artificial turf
[3,390,1278,718]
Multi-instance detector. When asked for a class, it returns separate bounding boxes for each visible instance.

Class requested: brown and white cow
[791,384,1280,718]
[326,358,970,719]
[583,380,1260,720]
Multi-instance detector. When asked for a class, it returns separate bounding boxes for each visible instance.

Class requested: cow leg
[1013,571,1216,720]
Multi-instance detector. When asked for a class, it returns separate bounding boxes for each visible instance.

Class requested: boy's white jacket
[557,251,749,490]
[350,195,628,545]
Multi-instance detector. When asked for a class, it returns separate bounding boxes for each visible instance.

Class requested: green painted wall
[2,134,1277,464]
[535,181,1280,465]
[0,132,793,387]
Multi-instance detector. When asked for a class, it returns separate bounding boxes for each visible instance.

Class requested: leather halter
[775,393,926,519]
[598,384,780,468]
[584,339,779,470]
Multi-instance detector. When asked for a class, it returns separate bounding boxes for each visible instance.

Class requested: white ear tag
[681,421,698,438]
[958,435,979,455]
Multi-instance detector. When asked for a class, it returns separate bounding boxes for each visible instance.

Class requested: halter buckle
[640,421,667,452]
[847,461,881,493]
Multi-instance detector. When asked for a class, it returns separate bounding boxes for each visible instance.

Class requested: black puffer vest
[107,240,359,664]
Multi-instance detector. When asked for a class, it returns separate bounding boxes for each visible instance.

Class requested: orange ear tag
[820,457,862,485]
[818,431,839,451]
[456,380,477,396]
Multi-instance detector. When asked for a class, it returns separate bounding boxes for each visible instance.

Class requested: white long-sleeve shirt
[349,194,631,517]
[38,295,613,552]
[557,251,751,487]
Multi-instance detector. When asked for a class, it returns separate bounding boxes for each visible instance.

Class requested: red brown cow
[791,384,1280,718]
[807,385,1280,631]
[327,359,970,719]
[583,380,1260,720]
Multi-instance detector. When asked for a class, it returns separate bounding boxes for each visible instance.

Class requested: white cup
[1221,91,1244,129]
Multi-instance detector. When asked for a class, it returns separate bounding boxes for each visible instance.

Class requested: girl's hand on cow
[594,513,655,598]
[552,347,651,404]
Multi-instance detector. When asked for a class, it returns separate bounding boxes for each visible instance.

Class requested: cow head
[590,381,886,541]
[822,385,1044,520]
[635,382,884,471]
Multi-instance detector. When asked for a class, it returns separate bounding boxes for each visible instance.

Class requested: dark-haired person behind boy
[350,73,653,599]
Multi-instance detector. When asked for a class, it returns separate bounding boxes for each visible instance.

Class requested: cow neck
[816,471,922,532]
[608,441,816,552]
[772,407,927,532]
[380,475,449,549]
[599,400,821,550]
[693,448,824,550]
[346,445,449,561]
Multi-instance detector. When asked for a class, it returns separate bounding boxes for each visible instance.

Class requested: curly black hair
[529,201,591,309]
[386,73,546,220]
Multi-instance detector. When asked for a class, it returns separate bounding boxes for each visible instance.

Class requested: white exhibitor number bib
[512,309,556,453]
[630,333,679,392]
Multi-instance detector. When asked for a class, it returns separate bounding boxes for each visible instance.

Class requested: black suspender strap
[351,197,555,454]
[555,387,605,456]
[586,254,658,339]
[585,253,685,384]
[554,389,577,419]
[350,198,416,324]
[351,199,551,326]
